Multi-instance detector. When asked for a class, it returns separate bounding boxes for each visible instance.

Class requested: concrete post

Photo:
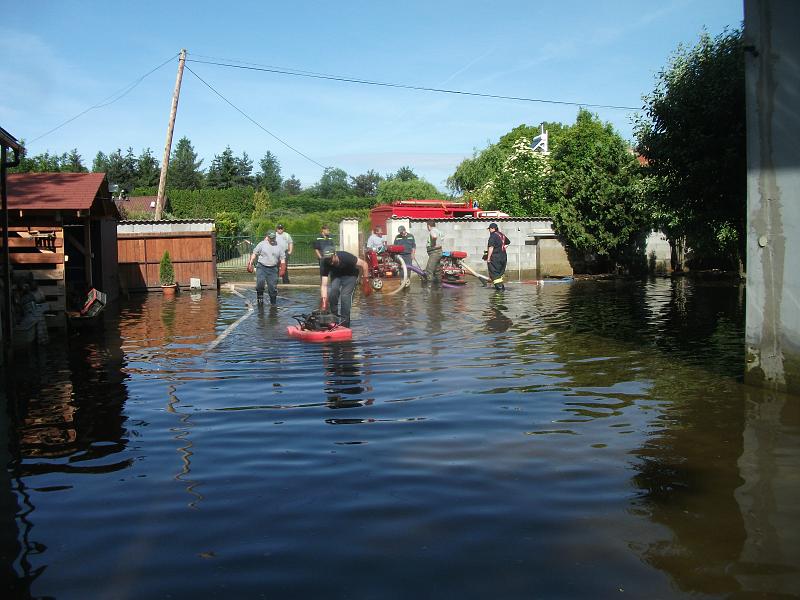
[339,219,361,256]
[744,0,800,392]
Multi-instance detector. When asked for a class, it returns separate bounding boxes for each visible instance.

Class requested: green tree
[206,146,239,189]
[9,146,62,173]
[106,148,138,192]
[550,109,647,268]
[256,151,282,193]
[313,167,351,199]
[387,166,418,182]
[235,151,254,187]
[376,178,445,203]
[635,28,745,269]
[479,137,554,217]
[64,148,87,173]
[92,151,109,173]
[168,136,204,189]
[159,250,175,286]
[252,189,271,219]
[350,169,382,197]
[448,123,565,194]
[136,147,160,188]
[282,175,302,195]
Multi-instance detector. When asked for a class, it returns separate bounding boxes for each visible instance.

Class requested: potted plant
[159,250,177,296]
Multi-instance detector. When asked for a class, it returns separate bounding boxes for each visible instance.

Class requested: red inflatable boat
[286,325,353,342]
[288,311,353,342]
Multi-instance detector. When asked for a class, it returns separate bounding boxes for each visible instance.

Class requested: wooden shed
[4,172,120,327]
[117,220,216,291]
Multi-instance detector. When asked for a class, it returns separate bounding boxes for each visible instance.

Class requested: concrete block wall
[384,218,572,278]
[537,239,572,277]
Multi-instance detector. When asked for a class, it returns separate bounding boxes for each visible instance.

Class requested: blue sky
[1,0,742,190]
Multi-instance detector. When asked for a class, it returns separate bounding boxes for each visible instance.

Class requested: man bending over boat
[320,249,370,327]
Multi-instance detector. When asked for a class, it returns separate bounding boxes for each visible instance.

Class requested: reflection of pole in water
[321,342,372,408]
[167,384,204,508]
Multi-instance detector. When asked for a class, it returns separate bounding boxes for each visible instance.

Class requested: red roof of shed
[6,172,109,211]
[115,195,159,217]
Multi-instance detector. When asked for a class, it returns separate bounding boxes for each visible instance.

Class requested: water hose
[206,284,254,352]
[462,262,491,282]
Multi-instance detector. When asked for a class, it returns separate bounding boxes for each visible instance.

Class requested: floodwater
[1,278,798,599]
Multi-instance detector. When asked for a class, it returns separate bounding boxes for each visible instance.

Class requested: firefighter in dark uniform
[485,222,510,290]
[392,225,416,265]
[313,224,336,276]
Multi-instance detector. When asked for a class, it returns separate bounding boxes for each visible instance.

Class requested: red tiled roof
[6,172,108,211]
[115,196,159,216]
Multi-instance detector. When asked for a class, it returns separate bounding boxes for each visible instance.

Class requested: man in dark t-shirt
[313,225,336,275]
[393,225,416,265]
[320,250,370,327]
[485,222,510,291]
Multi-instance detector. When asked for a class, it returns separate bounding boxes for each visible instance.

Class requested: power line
[184,64,330,171]
[29,52,181,145]
[186,57,640,111]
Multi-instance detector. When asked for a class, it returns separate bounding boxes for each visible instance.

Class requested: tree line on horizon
[10,28,745,272]
[10,137,444,203]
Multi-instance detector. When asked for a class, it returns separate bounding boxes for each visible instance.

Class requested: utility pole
[155,48,186,221]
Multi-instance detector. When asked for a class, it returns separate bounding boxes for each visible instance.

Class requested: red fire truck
[370,199,506,231]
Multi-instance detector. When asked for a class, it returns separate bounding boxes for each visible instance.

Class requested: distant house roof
[7,172,118,217]
[115,195,160,218]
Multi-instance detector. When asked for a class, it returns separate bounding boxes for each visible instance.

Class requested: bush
[133,186,256,218]
[376,178,446,204]
[159,251,175,286]
[249,208,371,239]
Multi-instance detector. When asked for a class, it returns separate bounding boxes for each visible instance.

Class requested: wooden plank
[45,312,67,329]
[42,296,66,311]
[37,282,65,294]
[1,238,63,249]
[10,253,65,265]
[11,267,65,280]
[4,226,63,233]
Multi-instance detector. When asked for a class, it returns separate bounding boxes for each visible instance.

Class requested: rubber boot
[269,294,277,305]
[257,293,264,305]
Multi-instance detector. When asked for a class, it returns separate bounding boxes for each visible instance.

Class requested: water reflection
[483,292,513,334]
[9,319,130,476]
[630,384,800,595]
[322,341,372,410]
[1,310,130,595]
[1,281,797,598]
[166,384,204,509]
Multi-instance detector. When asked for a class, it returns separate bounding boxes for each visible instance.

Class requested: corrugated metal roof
[118,218,215,225]
[7,172,108,211]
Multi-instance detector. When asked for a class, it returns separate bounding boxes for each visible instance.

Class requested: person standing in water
[314,224,335,276]
[485,222,510,291]
[393,225,416,265]
[424,220,442,283]
[320,249,371,327]
[247,230,286,305]
[275,223,293,284]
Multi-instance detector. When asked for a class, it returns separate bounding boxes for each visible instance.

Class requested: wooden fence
[117,221,217,291]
